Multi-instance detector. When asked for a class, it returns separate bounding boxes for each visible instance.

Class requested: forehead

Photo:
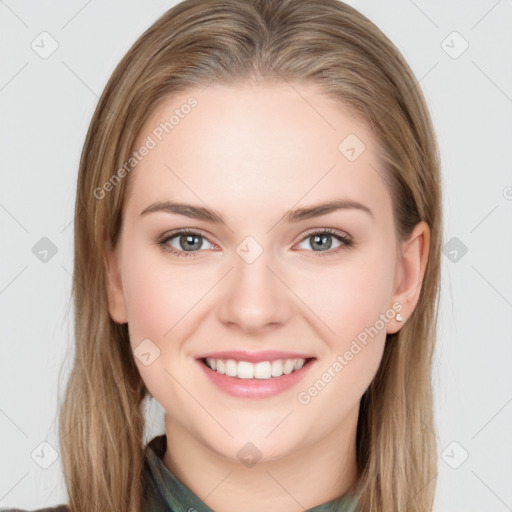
[124,82,390,223]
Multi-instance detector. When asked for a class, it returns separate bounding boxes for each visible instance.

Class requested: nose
[217,241,292,334]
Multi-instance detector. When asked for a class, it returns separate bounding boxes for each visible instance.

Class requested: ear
[387,221,430,334]
[105,240,128,324]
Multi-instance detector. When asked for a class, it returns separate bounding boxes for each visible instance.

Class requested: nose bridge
[217,234,290,330]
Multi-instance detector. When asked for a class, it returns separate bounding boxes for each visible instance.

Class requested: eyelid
[295,226,352,243]
[158,227,219,246]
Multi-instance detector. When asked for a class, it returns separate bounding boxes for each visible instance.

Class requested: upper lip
[195,350,315,363]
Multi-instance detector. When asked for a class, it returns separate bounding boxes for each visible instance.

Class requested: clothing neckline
[143,434,358,512]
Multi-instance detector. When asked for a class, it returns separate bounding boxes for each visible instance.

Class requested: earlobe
[105,241,128,324]
[387,221,430,334]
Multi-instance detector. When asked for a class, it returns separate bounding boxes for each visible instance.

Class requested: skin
[105,82,429,512]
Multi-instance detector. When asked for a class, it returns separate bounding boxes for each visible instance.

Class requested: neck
[163,407,360,512]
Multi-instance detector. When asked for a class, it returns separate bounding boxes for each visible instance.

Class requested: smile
[203,357,307,379]
[196,352,316,399]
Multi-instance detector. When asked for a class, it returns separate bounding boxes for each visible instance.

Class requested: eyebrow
[139,199,373,223]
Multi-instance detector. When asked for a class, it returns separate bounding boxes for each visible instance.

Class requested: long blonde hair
[58,1,442,510]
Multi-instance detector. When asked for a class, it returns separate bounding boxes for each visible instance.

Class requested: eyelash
[155,228,353,258]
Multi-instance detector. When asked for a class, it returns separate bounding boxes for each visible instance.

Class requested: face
[106,82,428,463]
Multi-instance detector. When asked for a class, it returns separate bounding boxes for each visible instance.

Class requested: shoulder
[1,506,69,512]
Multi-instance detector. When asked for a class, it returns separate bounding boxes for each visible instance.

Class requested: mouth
[195,352,317,398]
[200,357,315,379]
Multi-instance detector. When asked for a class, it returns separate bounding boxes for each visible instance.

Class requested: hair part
[59,1,442,510]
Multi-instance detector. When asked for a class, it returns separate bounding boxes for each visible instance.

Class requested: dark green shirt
[1,434,358,512]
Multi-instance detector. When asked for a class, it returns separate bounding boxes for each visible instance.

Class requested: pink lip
[196,356,316,399]
[195,350,314,363]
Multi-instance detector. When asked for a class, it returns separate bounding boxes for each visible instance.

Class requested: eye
[156,227,353,258]
[157,229,215,257]
[296,228,353,256]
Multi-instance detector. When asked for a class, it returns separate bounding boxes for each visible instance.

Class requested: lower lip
[197,358,315,398]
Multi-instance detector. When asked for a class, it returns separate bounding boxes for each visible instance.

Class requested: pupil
[312,234,331,251]
[180,234,202,251]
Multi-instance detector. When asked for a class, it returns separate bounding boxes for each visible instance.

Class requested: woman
[3,0,441,510]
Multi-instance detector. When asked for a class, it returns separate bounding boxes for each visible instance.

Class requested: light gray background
[1,1,511,510]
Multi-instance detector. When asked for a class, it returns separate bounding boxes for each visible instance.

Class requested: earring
[396,313,404,322]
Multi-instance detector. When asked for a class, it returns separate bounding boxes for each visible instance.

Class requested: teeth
[238,361,254,379]
[225,359,237,377]
[205,358,307,379]
[283,359,295,374]
[294,359,305,370]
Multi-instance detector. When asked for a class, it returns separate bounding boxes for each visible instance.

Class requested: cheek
[123,270,172,344]
[292,250,396,346]
[121,247,213,344]
[120,251,213,405]
[290,246,396,406]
